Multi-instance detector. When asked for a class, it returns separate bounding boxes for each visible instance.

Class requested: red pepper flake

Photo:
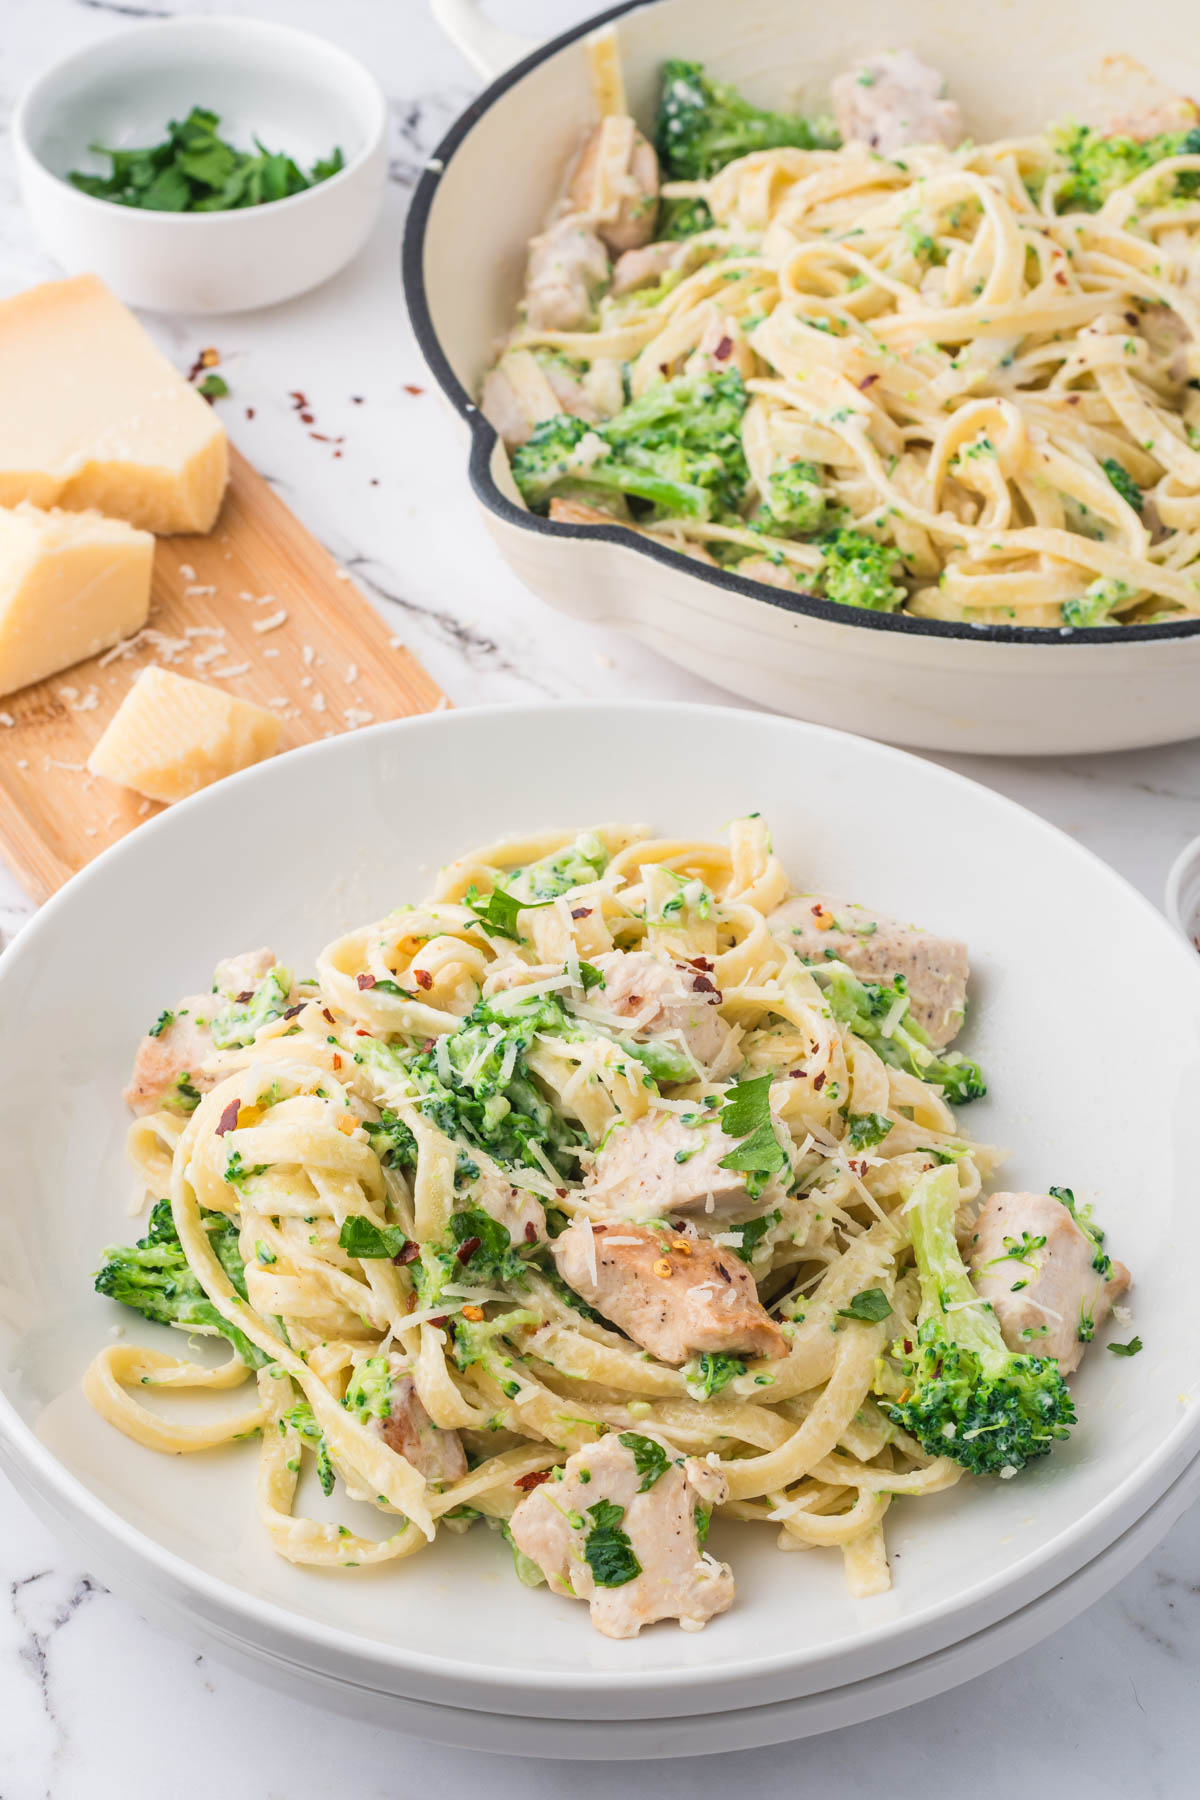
[310,431,330,441]
[282,1003,304,1020]
[692,973,717,994]
[356,974,377,990]
[422,1037,436,1054]
[525,1220,538,1243]
[626,993,642,1009]
[403,384,424,396]
[570,907,592,920]
[351,394,365,404]
[456,1235,482,1264]
[687,956,714,972]
[813,1069,827,1091]
[713,335,733,361]
[858,372,880,391]
[393,1240,420,1266]
[428,1315,449,1328]
[289,391,308,409]
[235,989,254,1004]
[215,1099,241,1137]
[332,1053,342,1070]
[322,1007,335,1024]
[1054,270,1068,287]
[1124,311,1138,328]
[370,478,380,486]
[514,1469,552,1491]
[415,969,433,991]
[245,406,256,420]
[355,1027,369,1036]
[333,450,343,459]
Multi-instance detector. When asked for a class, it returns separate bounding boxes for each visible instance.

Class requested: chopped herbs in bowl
[69,106,344,212]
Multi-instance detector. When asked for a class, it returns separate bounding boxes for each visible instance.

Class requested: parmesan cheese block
[87,666,283,803]
[0,275,228,534]
[0,502,153,697]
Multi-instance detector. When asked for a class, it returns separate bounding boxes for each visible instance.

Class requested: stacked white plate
[3,705,1199,1755]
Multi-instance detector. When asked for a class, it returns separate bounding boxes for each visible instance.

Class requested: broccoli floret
[656,59,839,180]
[660,195,715,238]
[512,371,750,523]
[1060,577,1130,628]
[210,965,292,1049]
[818,529,906,612]
[343,1353,394,1423]
[824,967,986,1103]
[763,460,828,534]
[879,1165,1076,1473]
[285,1400,336,1495]
[520,831,610,900]
[1049,122,1200,210]
[1102,458,1143,513]
[94,1199,269,1367]
[683,1351,746,1400]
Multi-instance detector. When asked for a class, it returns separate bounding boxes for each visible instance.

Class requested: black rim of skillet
[401,0,1200,649]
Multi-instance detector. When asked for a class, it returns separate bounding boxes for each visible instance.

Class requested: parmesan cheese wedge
[0,502,153,697]
[87,666,283,803]
[0,275,228,534]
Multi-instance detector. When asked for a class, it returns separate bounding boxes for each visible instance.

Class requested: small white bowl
[12,16,388,314]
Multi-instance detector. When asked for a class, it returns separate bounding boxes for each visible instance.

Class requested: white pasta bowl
[1,701,1199,1734]
[12,16,388,314]
[407,0,1200,754]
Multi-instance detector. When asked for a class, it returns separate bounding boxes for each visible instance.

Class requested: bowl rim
[11,12,388,228]
[4,698,1200,1700]
[401,0,1200,651]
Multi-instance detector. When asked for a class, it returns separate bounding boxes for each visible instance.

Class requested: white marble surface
[2,1,1200,1793]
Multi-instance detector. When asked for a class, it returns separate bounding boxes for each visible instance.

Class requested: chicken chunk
[969,1191,1132,1375]
[567,116,660,254]
[593,948,732,1070]
[459,1167,546,1248]
[481,348,596,450]
[508,1431,733,1638]
[124,946,279,1115]
[612,239,692,296]
[832,50,964,156]
[769,893,968,1048]
[376,1366,467,1484]
[123,995,219,1115]
[553,1220,787,1363]
[522,219,610,332]
[585,1109,758,1219]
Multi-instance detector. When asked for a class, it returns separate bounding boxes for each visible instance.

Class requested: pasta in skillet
[88,819,1133,1637]
[483,32,1200,628]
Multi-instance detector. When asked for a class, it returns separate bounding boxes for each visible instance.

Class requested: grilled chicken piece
[832,50,964,155]
[481,348,597,449]
[592,948,731,1069]
[522,218,610,332]
[377,1367,467,1483]
[769,892,968,1048]
[585,1111,758,1218]
[612,239,692,295]
[508,1432,733,1638]
[123,997,220,1115]
[969,1191,1132,1375]
[567,117,660,254]
[124,946,279,1115]
[553,1221,787,1363]
[459,1167,546,1248]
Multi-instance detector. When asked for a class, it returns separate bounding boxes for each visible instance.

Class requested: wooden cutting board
[0,447,446,903]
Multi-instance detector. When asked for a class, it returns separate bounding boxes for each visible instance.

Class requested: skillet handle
[430,0,536,78]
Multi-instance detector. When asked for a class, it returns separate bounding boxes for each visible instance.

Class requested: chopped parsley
[618,1432,672,1492]
[845,1111,893,1151]
[836,1287,892,1323]
[583,1498,641,1588]
[717,1074,788,1198]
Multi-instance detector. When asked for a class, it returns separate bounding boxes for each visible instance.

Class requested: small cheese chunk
[88,666,282,803]
[0,275,228,534]
[0,502,153,697]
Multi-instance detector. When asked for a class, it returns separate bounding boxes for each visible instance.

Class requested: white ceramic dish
[2,702,1200,1727]
[1165,835,1200,947]
[408,0,1200,755]
[12,16,388,314]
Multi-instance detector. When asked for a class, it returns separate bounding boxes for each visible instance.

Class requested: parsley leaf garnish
[836,1287,892,1323]
[464,883,553,942]
[845,1112,893,1151]
[717,1075,788,1198]
[583,1498,641,1588]
[338,1216,409,1259]
[618,1432,672,1492]
[1107,1336,1143,1357]
[733,1209,781,1263]
[148,1009,174,1038]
